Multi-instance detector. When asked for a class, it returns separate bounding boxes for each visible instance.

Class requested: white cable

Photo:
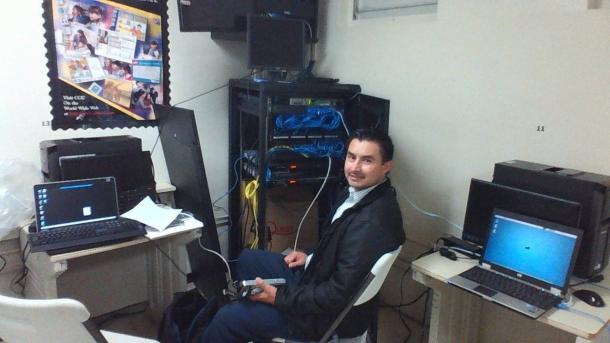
[557,302,608,326]
[198,238,232,281]
[293,155,332,251]
[336,110,350,136]
[394,186,463,231]
[590,283,610,292]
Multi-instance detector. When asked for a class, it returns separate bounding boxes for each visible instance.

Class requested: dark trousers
[199,249,303,343]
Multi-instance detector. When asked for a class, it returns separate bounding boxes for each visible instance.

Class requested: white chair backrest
[0,294,97,343]
[354,245,402,306]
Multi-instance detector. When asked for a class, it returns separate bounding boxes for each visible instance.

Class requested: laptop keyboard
[461,267,561,310]
[29,218,146,253]
[118,186,157,213]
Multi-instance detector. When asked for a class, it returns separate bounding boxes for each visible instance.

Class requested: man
[201,129,405,342]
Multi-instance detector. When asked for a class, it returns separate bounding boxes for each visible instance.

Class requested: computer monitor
[247,15,306,71]
[155,104,227,298]
[462,178,582,246]
[59,151,155,192]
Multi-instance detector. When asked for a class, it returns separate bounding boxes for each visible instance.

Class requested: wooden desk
[19,217,202,318]
[412,252,610,343]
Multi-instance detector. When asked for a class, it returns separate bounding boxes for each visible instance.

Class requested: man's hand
[250,277,277,305]
[284,251,308,269]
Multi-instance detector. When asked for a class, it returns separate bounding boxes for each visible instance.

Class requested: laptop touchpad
[474,285,497,297]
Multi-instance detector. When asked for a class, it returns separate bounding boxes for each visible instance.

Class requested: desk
[412,252,610,343]
[19,217,202,318]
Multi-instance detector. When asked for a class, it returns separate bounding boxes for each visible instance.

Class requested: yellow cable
[245,178,260,248]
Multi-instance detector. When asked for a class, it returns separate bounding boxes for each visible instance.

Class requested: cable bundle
[290,138,345,158]
[275,106,344,132]
[269,138,345,159]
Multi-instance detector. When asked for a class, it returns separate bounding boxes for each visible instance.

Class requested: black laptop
[448,209,582,318]
[29,177,146,254]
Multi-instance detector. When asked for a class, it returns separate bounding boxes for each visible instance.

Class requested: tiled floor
[102,307,426,342]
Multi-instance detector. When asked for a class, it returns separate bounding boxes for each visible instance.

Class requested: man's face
[344,139,392,191]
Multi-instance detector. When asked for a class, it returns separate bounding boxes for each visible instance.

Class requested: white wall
[318,0,610,248]
[0,1,248,210]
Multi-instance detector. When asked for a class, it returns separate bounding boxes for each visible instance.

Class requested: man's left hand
[250,277,277,305]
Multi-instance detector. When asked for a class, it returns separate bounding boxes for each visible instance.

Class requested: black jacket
[274,179,405,340]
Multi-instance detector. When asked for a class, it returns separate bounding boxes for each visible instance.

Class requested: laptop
[448,209,582,318]
[30,177,147,254]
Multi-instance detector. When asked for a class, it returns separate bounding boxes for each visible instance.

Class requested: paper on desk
[120,197,182,231]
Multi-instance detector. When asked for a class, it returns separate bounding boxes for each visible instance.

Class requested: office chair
[275,245,403,343]
[0,293,158,343]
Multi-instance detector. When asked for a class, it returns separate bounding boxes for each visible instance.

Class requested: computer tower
[493,160,610,278]
[40,136,142,181]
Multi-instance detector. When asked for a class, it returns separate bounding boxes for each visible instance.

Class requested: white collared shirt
[331,182,382,223]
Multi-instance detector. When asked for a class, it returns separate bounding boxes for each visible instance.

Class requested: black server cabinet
[227,79,389,258]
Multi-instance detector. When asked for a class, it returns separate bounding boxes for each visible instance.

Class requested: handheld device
[239,278,286,297]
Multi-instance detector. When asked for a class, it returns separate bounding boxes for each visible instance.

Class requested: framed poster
[43,0,170,130]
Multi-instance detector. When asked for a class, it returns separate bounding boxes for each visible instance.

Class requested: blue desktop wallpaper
[484,215,577,287]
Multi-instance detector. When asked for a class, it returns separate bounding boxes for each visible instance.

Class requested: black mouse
[573,289,605,307]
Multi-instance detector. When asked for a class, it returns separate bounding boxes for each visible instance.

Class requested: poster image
[44,0,169,129]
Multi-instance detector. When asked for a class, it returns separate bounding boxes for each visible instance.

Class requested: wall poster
[43,0,169,130]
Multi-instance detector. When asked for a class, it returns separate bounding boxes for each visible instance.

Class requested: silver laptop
[448,209,582,318]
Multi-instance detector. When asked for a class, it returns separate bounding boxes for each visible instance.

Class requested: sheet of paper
[120,196,181,231]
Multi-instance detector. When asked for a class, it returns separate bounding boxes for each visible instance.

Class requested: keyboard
[461,267,561,310]
[29,218,147,253]
[118,186,157,213]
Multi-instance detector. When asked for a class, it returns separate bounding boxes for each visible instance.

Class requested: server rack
[228,79,389,258]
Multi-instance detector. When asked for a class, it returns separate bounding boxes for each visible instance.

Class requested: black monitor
[155,104,227,298]
[59,151,155,192]
[247,15,305,71]
[462,178,583,246]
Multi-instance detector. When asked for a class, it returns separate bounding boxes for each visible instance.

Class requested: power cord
[0,254,6,273]
[394,184,463,232]
[420,290,431,343]
[150,73,252,156]
[569,274,604,288]
[212,155,248,207]
[292,155,332,251]
[381,248,434,308]
[94,302,148,328]
[556,302,610,335]
[144,236,187,277]
[11,241,31,296]
[197,237,233,283]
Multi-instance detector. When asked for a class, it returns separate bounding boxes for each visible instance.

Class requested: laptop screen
[34,177,119,231]
[483,209,581,289]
